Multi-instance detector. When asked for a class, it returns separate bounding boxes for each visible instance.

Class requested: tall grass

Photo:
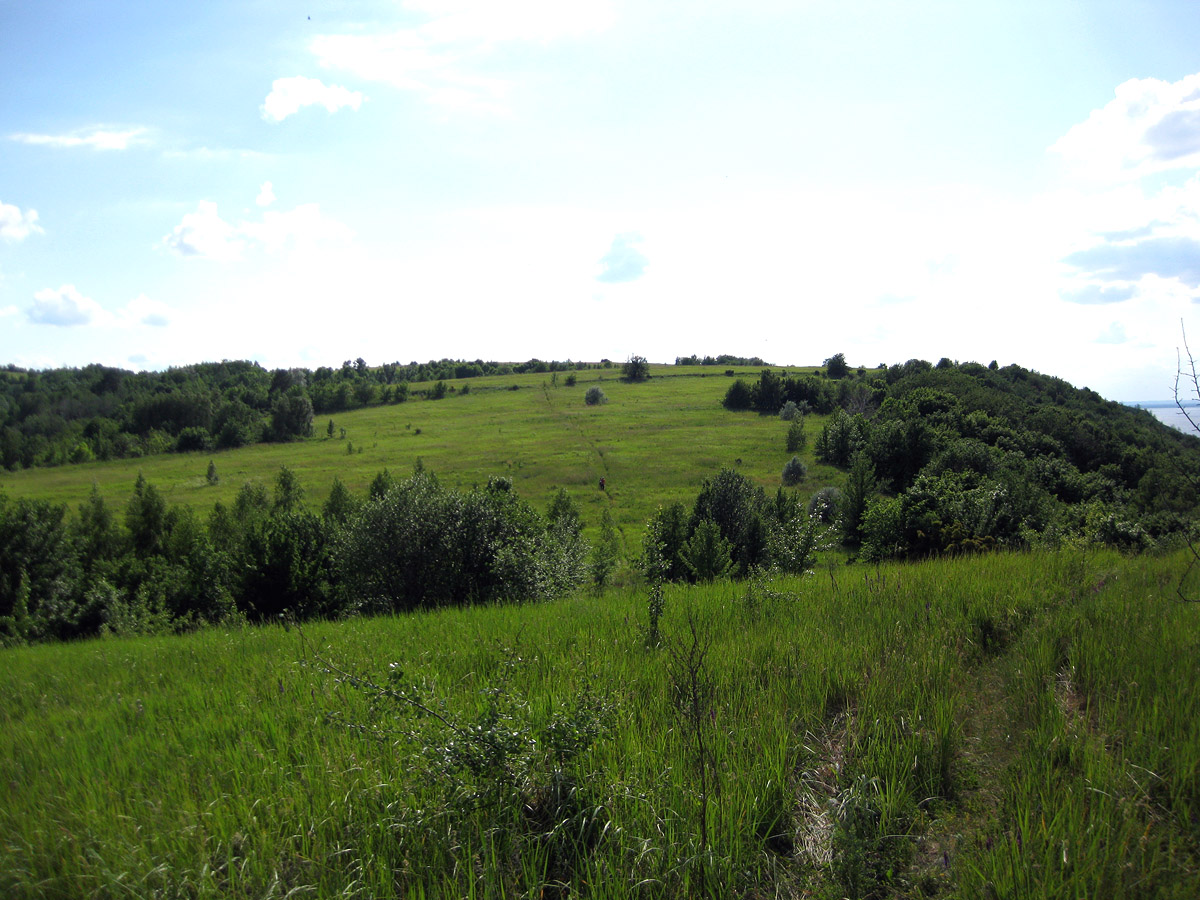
[2,548,1198,897]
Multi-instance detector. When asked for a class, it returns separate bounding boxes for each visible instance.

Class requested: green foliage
[590,508,620,588]
[840,452,876,546]
[622,355,650,382]
[4,551,1200,897]
[824,352,850,379]
[785,416,808,452]
[768,503,833,573]
[584,386,607,406]
[642,502,690,582]
[321,476,358,527]
[781,455,807,486]
[723,378,752,410]
[269,391,314,441]
[814,409,868,467]
[546,487,583,539]
[680,518,734,582]
[336,471,588,612]
[205,459,219,485]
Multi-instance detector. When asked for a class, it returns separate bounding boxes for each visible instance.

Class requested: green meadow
[0,364,838,552]
[2,549,1198,898]
[3,362,1200,897]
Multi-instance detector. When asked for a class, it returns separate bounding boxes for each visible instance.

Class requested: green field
[0,364,836,553]
[4,361,1200,896]
[3,549,1198,898]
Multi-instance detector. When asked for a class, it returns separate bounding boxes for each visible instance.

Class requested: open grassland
[0,364,837,549]
[3,548,1198,898]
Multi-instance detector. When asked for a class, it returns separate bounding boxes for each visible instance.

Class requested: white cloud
[122,294,172,327]
[162,200,245,261]
[162,196,352,261]
[1050,72,1200,179]
[0,305,18,317]
[0,200,44,241]
[27,285,107,326]
[239,203,354,253]
[310,0,614,114]
[596,232,648,283]
[9,126,150,150]
[261,76,364,122]
[1097,322,1128,344]
[256,181,276,207]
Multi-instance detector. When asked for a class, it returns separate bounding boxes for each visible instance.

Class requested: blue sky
[3,1,1200,401]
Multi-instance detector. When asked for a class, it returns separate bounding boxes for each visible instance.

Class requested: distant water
[1125,402,1200,434]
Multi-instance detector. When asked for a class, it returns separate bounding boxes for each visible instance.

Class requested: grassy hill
[3,356,1200,895]
[0,363,839,550]
[2,549,1198,898]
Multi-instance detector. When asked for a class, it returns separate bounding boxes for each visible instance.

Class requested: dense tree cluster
[0,357,602,471]
[0,468,588,645]
[673,354,769,367]
[723,369,860,415]
[796,359,1200,560]
[642,468,828,583]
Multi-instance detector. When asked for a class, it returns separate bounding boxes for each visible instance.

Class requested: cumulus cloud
[1064,235,1200,290]
[0,200,44,241]
[27,285,107,326]
[1060,283,1137,305]
[1050,72,1200,178]
[239,203,354,252]
[162,201,245,261]
[122,294,171,327]
[162,196,352,260]
[261,76,364,122]
[10,126,149,150]
[310,0,614,114]
[256,181,276,207]
[596,232,648,283]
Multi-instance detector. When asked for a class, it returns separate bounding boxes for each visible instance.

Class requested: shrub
[564,373,577,387]
[723,379,752,410]
[585,387,607,406]
[175,426,212,453]
[786,418,807,452]
[809,486,841,522]
[779,400,800,421]
[622,355,650,382]
[782,456,808,486]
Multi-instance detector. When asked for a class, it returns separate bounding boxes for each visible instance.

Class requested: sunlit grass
[0,365,825,551]
[3,548,1198,897]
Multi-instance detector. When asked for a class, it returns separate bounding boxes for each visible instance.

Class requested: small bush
[723,379,752,410]
[565,373,577,387]
[808,486,841,522]
[585,387,607,406]
[786,418,808,452]
[782,456,808,486]
[779,400,800,421]
[175,426,212,453]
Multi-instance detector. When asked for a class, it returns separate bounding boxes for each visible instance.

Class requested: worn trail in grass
[0,365,834,546]
[3,548,1198,898]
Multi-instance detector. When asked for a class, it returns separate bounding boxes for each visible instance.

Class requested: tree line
[0,466,592,645]
[712,357,1200,568]
[0,357,608,471]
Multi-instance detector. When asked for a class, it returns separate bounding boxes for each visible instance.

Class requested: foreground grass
[0,365,836,549]
[3,548,1198,898]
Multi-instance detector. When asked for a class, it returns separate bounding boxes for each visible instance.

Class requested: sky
[3,1,1200,401]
